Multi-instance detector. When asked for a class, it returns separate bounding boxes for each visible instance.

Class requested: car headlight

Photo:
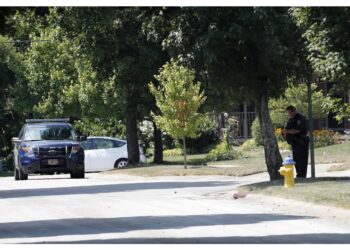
[71,145,82,154]
[21,146,35,157]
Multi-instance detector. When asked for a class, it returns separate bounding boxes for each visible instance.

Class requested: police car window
[94,139,114,149]
[113,140,126,148]
[23,125,76,141]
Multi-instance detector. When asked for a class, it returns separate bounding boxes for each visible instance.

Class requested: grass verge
[314,142,350,164]
[106,150,267,177]
[0,171,13,177]
[107,143,350,177]
[238,177,350,209]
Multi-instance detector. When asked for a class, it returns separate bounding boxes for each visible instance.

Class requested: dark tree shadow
[0,180,236,199]
[0,213,311,239]
[27,233,350,244]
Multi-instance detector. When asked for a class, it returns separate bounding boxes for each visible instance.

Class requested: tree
[0,35,27,168]
[55,7,169,165]
[269,82,337,127]
[153,7,307,180]
[292,7,350,85]
[149,60,206,169]
[292,7,350,122]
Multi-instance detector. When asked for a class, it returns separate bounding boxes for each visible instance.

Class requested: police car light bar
[25,118,70,123]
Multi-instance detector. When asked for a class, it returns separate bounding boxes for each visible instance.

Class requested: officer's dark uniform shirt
[285,113,308,145]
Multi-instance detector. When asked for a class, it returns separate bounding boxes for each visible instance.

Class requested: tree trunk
[153,121,163,163]
[256,94,283,181]
[125,93,140,166]
[183,136,187,169]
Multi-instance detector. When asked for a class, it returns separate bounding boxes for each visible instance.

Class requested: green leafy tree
[149,60,206,168]
[269,82,337,127]
[292,7,350,122]
[0,35,28,168]
[56,7,169,164]
[154,7,308,180]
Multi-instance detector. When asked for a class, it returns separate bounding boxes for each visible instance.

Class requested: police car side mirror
[77,135,87,141]
[11,137,21,144]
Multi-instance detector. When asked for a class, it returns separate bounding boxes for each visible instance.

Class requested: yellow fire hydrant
[279,156,295,188]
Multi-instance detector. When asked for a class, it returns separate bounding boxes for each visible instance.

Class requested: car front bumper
[19,154,84,174]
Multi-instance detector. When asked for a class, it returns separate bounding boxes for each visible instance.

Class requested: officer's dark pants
[292,140,309,178]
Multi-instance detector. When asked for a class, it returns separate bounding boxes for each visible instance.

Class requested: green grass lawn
[238,177,350,209]
[104,142,350,177]
[106,150,267,177]
[313,142,350,164]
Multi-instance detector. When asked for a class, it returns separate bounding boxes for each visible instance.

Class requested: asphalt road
[0,172,350,244]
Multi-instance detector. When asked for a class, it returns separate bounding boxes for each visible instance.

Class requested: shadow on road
[27,233,350,244]
[0,181,236,199]
[0,213,311,239]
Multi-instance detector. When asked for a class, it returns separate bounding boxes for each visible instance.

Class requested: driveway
[0,172,350,243]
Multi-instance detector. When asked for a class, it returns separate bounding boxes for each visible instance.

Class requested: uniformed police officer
[282,106,309,178]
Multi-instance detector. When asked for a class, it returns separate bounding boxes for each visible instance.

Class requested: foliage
[278,141,291,151]
[313,129,341,148]
[158,7,308,179]
[274,128,284,142]
[206,139,242,162]
[163,148,183,157]
[251,119,264,146]
[240,139,261,151]
[292,7,350,84]
[0,35,27,169]
[178,116,219,154]
[55,7,169,164]
[253,82,340,146]
[74,118,126,138]
[149,59,206,140]
[269,82,337,127]
[149,59,206,168]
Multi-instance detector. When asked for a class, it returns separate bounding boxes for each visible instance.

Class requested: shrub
[163,148,183,157]
[278,141,291,151]
[240,139,260,151]
[162,132,176,150]
[314,129,340,148]
[179,116,220,154]
[274,128,284,142]
[206,139,242,161]
[251,119,264,146]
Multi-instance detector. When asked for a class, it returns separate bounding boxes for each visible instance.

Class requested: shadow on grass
[240,177,350,191]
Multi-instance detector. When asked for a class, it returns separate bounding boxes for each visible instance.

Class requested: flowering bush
[163,148,183,157]
[274,128,284,142]
[313,129,341,148]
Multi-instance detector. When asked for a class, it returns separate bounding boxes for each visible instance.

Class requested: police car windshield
[23,125,77,141]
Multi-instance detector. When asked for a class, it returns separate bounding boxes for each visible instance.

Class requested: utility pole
[307,81,316,179]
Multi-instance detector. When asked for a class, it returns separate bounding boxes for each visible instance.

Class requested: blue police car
[12,119,85,180]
